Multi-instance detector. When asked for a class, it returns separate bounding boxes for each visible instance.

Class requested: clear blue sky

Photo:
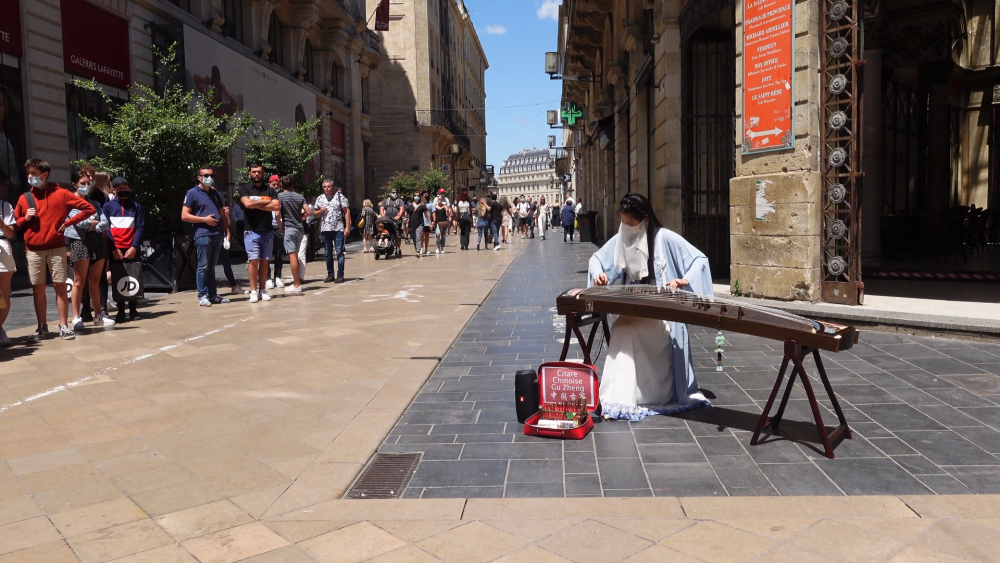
[464,0,562,169]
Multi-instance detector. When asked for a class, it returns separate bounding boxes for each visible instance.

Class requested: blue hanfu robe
[587,228,713,420]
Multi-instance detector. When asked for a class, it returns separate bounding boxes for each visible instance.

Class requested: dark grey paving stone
[395,434,458,445]
[563,433,596,452]
[943,466,1000,493]
[431,423,506,435]
[859,371,913,388]
[815,458,931,495]
[914,358,987,376]
[635,415,690,429]
[404,402,476,411]
[380,444,463,460]
[594,432,640,458]
[893,455,946,475]
[646,463,725,496]
[917,405,986,428]
[728,487,779,496]
[871,344,948,359]
[885,370,951,388]
[709,456,773,490]
[505,482,565,497]
[958,407,1000,429]
[758,463,842,495]
[638,444,707,464]
[390,424,433,436]
[867,437,919,456]
[851,421,894,439]
[413,393,469,403]
[564,452,599,474]
[745,438,812,463]
[409,460,508,488]
[862,356,916,370]
[507,460,563,483]
[597,457,650,490]
[916,474,975,494]
[834,385,903,405]
[420,486,503,498]
[954,426,1000,454]
[925,387,998,409]
[632,429,696,444]
[456,433,515,443]
[695,435,746,457]
[591,420,633,433]
[604,489,654,497]
[943,375,1000,396]
[887,387,946,406]
[938,347,1000,364]
[895,431,1000,466]
[478,409,519,423]
[399,410,480,425]
[565,474,602,496]
[856,404,947,431]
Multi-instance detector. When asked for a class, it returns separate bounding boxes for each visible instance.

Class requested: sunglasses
[201,174,215,178]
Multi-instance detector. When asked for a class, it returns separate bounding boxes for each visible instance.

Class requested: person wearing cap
[379,188,405,257]
[182,164,230,307]
[103,176,145,323]
[14,158,97,342]
[236,163,280,302]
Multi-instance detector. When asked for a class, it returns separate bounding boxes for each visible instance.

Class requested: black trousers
[458,217,472,249]
[564,224,575,241]
[109,250,140,314]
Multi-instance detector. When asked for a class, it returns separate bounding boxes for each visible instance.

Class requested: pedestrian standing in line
[236,163,280,303]
[562,199,576,243]
[379,188,405,257]
[77,169,109,322]
[66,170,114,329]
[489,193,503,251]
[267,175,285,290]
[408,193,428,257]
[217,193,240,295]
[419,190,432,254]
[432,191,451,254]
[475,196,491,251]
[299,197,316,282]
[456,191,472,250]
[15,159,96,341]
[360,199,377,253]
[277,176,308,294]
[0,191,16,346]
[103,177,144,323]
[528,197,538,239]
[181,165,230,307]
[314,180,351,283]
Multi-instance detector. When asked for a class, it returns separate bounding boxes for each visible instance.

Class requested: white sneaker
[249,290,260,303]
[260,291,272,301]
[275,278,285,288]
[94,313,116,327]
[284,286,302,294]
[0,329,11,347]
[436,249,441,254]
[72,317,85,332]
[265,279,275,290]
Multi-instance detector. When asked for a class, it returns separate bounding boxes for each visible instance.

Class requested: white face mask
[27,175,43,187]
[201,176,215,187]
[614,220,650,281]
[77,183,91,195]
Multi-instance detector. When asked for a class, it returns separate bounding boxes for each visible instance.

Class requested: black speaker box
[514,369,539,423]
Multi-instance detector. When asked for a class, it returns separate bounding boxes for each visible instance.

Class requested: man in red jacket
[14,159,96,342]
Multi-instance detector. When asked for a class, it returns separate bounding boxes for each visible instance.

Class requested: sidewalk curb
[719,293,1000,340]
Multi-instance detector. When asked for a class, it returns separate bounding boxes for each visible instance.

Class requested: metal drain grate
[345,453,421,499]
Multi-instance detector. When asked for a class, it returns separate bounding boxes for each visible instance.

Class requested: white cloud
[537,0,560,21]
[486,25,507,35]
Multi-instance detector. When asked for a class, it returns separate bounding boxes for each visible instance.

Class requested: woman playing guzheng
[589,193,713,421]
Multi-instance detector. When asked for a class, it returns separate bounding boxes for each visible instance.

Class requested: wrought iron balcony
[363,29,381,53]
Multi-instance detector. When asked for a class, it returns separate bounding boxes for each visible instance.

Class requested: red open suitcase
[523,362,600,440]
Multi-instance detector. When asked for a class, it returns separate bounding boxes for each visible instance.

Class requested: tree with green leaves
[240,118,322,197]
[73,45,253,233]
[379,169,453,202]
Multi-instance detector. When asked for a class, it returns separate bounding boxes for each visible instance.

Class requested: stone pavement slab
[382,237,1000,498]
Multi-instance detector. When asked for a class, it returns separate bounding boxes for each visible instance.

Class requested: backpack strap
[24,191,36,210]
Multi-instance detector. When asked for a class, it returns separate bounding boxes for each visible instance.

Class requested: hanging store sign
[0,0,23,57]
[61,0,131,89]
[741,0,794,154]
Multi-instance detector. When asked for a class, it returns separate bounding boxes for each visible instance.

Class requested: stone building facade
[0,0,382,207]
[365,0,488,200]
[496,148,562,204]
[556,0,999,303]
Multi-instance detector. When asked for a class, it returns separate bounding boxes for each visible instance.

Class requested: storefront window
[0,56,26,200]
[65,81,125,164]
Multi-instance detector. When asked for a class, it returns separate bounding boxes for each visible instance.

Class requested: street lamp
[545,52,560,76]
[450,144,460,202]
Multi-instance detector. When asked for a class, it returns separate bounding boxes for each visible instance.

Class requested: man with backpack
[14,158,96,342]
[379,189,405,257]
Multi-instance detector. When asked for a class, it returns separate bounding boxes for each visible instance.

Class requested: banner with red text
[741,0,794,154]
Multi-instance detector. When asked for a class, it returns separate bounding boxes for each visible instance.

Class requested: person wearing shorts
[14,158,96,341]
[236,164,280,302]
[277,176,308,293]
[65,169,114,330]
[0,195,16,346]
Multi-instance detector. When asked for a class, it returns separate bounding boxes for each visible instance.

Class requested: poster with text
[742,0,794,154]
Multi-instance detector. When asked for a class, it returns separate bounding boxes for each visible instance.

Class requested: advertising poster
[742,0,794,154]
[330,118,346,189]
[0,0,23,58]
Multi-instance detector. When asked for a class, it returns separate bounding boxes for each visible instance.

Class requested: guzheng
[556,286,859,352]
[555,285,858,459]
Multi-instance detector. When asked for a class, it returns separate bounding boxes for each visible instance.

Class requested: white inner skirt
[599,316,673,408]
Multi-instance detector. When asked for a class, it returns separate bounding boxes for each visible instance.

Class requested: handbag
[110,260,144,302]
[358,216,366,229]
[574,218,579,229]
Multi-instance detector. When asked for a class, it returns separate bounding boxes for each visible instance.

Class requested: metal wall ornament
[820,0,864,305]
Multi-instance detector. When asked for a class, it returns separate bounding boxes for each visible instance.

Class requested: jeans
[195,235,223,300]
[411,227,423,255]
[435,223,447,250]
[321,231,345,278]
[243,231,273,261]
[491,223,501,248]
[476,219,489,245]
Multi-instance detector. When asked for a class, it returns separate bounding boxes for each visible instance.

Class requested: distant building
[367,0,488,199]
[497,149,561,204]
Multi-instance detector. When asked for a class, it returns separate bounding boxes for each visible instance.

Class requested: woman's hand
[594,273,609,286]
[667,278,689,291]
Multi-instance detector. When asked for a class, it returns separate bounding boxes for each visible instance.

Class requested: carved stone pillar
[251,0,279,59]
[285,0,320,79]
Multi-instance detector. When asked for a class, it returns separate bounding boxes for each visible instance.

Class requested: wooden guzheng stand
[555,286,860,459]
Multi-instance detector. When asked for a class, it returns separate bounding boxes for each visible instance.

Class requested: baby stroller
[373,216,399,260]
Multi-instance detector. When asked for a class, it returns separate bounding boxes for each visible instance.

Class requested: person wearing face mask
[102,177,145,323]
[182,165,230,307]
[379,189,405,258]
[588,193,713,421]
[14,159,97,342]
[66,170,114,331]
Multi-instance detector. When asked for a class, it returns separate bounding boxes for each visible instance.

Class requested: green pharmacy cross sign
[561,102,583,126]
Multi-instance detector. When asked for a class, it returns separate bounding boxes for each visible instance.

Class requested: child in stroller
[373,216,399,259]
